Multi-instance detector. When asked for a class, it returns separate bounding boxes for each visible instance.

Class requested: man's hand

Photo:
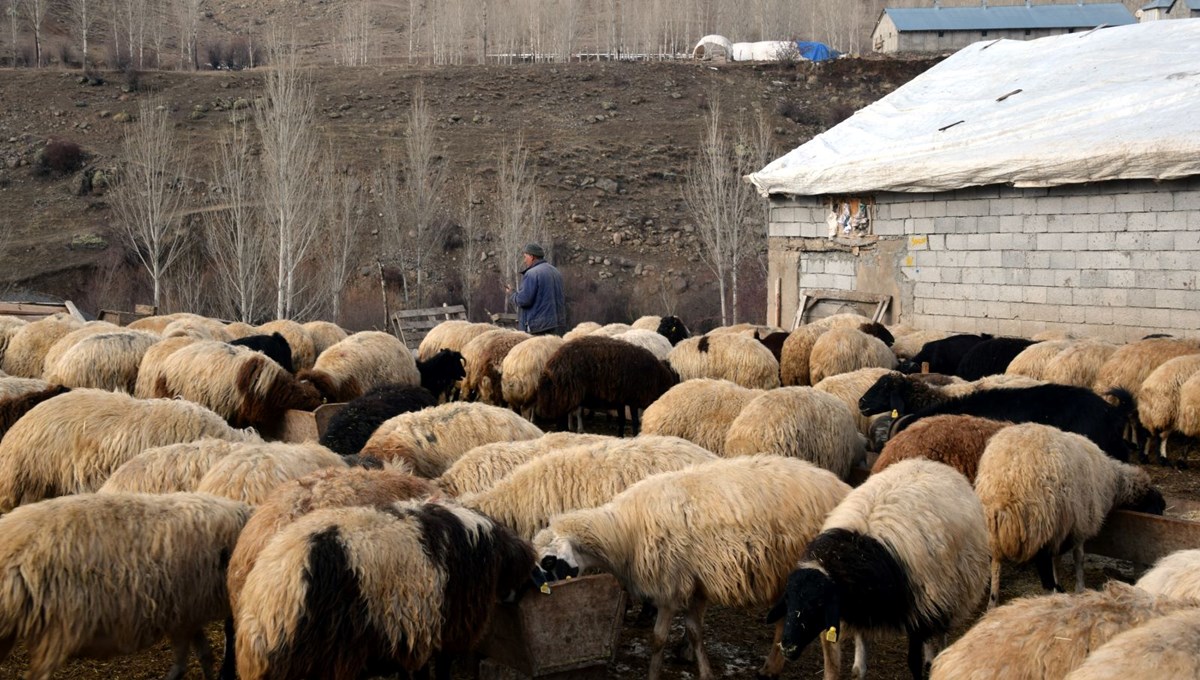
[504,284,513,294]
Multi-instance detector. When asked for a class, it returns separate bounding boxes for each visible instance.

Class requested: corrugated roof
[1188,0,1200,10]
[1140,0,1174,9]
[885,3,1135,31]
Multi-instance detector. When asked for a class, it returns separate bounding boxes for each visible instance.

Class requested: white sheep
[1134,548,1200,601]
[667,333,781,389]
[255,319,318,371]
[1135,354,1200,464]
[434,432,609,497]
[814,367,894,436]
[302,320,349,356]
[1064,608,1200,680]
[640,378,764,455]
[613,328,673,360]
[562,320,601,342]
[298,330,420,403]
[0,314,84,378]
[535,455,851,680]
[98,438,240,494]
[42,329,160,393]
[195,441,349,505]
[500,335,565,418]
[808,327,897,385]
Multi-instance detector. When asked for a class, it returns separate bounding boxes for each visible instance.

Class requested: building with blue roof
[871,2,1135,53]
[1137,0,1200,21]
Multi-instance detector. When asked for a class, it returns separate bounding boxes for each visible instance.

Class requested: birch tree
[255,30,323,319]
[337,0,369,66]
[495,138,542,305]
[25,0,43,65]
[458,183,481,316]
[317,169,364,322]
[6,0,19,67]
[401,84,448,306]
[63,0,97,67]
[111,99,188,309]
[176,0,202,68]
[205,117,266,322]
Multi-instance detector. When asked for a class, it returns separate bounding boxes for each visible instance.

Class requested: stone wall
[766,177,1200,342]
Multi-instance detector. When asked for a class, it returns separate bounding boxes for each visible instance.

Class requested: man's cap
[523,243,545,258]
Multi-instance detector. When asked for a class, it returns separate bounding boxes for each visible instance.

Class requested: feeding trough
[262,403,345,443]
[480,573,626,679]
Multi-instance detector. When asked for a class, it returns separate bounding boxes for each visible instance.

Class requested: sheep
[133,335,198,398]
[223,321,257,340]
[1041,340,1118,388]
[534,455,852,680]
[414,348,465,402]
[591,322,633,337]
[562,320,602,342]
[461,329,531,405]
[614,328,673,360]
[975,423,1166,607]
[1170,372,1200,468]
[235,498,534,680]
[417,321,498,365]
[127,312,196,334]
[756,330,789,362]
[150,340,323,430]
[226,466,436,615]
[871,414,1010,482]
[1134,549,1200,602]
[1064,608,1200,680]
[536,335,679,436]
[899,333,991,376]
[0,314,84,378]
[319,384,438,456]
[808,327,897,385]
[815,367,903,436]
[0,389,260,512]
[1032,328,1083,341]
[771,459,989,680]
[780,324,829,386]
[809,312,872,329]
[434,432,610,497]
[929,582,1195,680]
[164,316,233,342]
[38,321,123,376]
[955,337,1039,381]
[1002,339,1074,379]
[42,330,159,393]
[463,435,718,540]
[1091,336,1200,405]
[298,331,420,404]
[361,401,544,478]
[98,438,241,494]
[640,378,764,455]
[500,335,565,417]
[666,333,780,390]
[302,320,349,355]
[0,316,27,365]
[256,319,317,371]
[857,371,963,416]
[890,329,951,362]
[724,386,867,480]
[0,379,69,440]
[0,492,251,680]
[195,441,349,505]
[631,315,661,331]
[656,315,690,346]
[1135,354,1200,464]
[229,332,295,373]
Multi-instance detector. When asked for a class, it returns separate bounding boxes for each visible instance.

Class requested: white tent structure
[692,34,733,59]
[692,34,796,61]
[748,20,1200,197]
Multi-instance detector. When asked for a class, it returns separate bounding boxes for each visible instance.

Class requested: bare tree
[684,97,757,325]
[25,0,43,65]
[164,237,206,313]
[495,137,542,306]
[110,98,189,309]
[317,168,364,323]
[458,182,482,316]
[337,0,370,66]
[205,117,267,322]
[5,0,20,67]
[255,30,324,319]
[401,84,448,306]
[176,0,201,69]
[61,0,97,68]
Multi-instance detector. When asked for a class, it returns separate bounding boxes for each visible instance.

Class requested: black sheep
[756,331,789,363]
[416,349,465,401]
[893,384,1135,462]
[319,384,438,456]
[898,334,991,376]
[655,315,690,346]
[955,337,1038,381]
[230,332,295,373]
[857,322,895,347]
[858,372,954,417]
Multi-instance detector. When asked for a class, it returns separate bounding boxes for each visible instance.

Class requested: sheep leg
[1142,433,1157,465]
[755,619,786,679]
[988,557,1001,609]
[162,634,193,680]
[193,630,216,680]
[820,634,842,680]
[1033,545,1063,593]
[218,617,236,680]
[683,593,713,680]
[631,406,641,436]
[617,405,627,438]
[1073,542,1086,593]
[648,602,677,680]
[851,633,868,679]
[434,651,453,680]
[906,634,927,680]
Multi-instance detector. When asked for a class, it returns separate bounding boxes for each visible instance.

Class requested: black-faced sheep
[898,333,991,376]
[536,335,678,436]
[771,459,989,680]
[1064,608,1200,680]
[536,455,851,680]
[640,378,764,455]
[463,435,717,540]
[0,389,261,512]
[434,432,610,497]
[954,336,1038,381]
[416,348,466,402]
[235,499,534,680]
[319,384,438,456]
[755,330,789,362]
[151,340,323,430]
[98,438,240,494]
[975,423,1165,607]
[656,315,690,346]
[226,467,436,616]
[0,492,251,680]
[930,581,1195,680]
[42,330,159,393]
[194,441,349,505]
[361,401,544,477]
[871,414,1010,482]
[666,333,780,390]
[500,336,565,417]
[298,331,420,403]
[255,319,317,371]
[0,314,83,378]
[230,332,295,373]
[1134,548,1200,602]
[302,320,349,355]
[724,386,867,480]
[808,327,897,384]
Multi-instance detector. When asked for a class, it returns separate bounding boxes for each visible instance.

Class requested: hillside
[0,56,937,328]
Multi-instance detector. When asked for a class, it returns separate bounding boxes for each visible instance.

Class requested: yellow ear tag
[890,409,899,419]
[825,627,838,643]
[539,583,551,595]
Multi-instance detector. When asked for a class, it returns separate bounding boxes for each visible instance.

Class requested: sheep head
[767,565,840,661]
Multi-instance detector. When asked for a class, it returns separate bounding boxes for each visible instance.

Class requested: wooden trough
[1087,497,1200,567]
[261,403,345,443]
[480,574,626,679]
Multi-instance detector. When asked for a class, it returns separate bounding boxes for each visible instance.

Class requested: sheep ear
[765,598,786,624]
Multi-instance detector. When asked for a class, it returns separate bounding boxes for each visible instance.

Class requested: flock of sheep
[0,309,1196,680]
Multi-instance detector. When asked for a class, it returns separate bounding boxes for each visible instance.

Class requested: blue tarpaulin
[794,41,839,62]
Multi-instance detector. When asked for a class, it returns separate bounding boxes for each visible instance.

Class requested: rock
[232,98,250,110]
[91,170,107,189]
[194,103,211,113]
[601,101,617,110]
[671,92,683,99]
[612,232,622,245]
[327,112,342,119]
[112,111,132,123]
[188,110,206,120]
[338,102,352,111]
[603,258,611,266]
[75,101,88,108]
[595,178,619,193]
[448,113,461,123]
[472,114,483,123]
[672,276,689,293]
[74,172,92,196]
[69,232,108,250]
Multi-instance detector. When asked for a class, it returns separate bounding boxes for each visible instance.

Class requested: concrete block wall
[766,177,1200,342]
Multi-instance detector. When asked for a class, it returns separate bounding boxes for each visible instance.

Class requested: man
[505,242,566,335]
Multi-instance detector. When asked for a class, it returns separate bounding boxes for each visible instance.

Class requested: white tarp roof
[748,20,1200,197]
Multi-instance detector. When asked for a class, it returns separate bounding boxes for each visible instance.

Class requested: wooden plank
[1086,501,1200,566]
[395,319,452,332]
[0,302,69,317]
[63,300,87,322]
[391,305,467,320]
[802,288,890,305]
